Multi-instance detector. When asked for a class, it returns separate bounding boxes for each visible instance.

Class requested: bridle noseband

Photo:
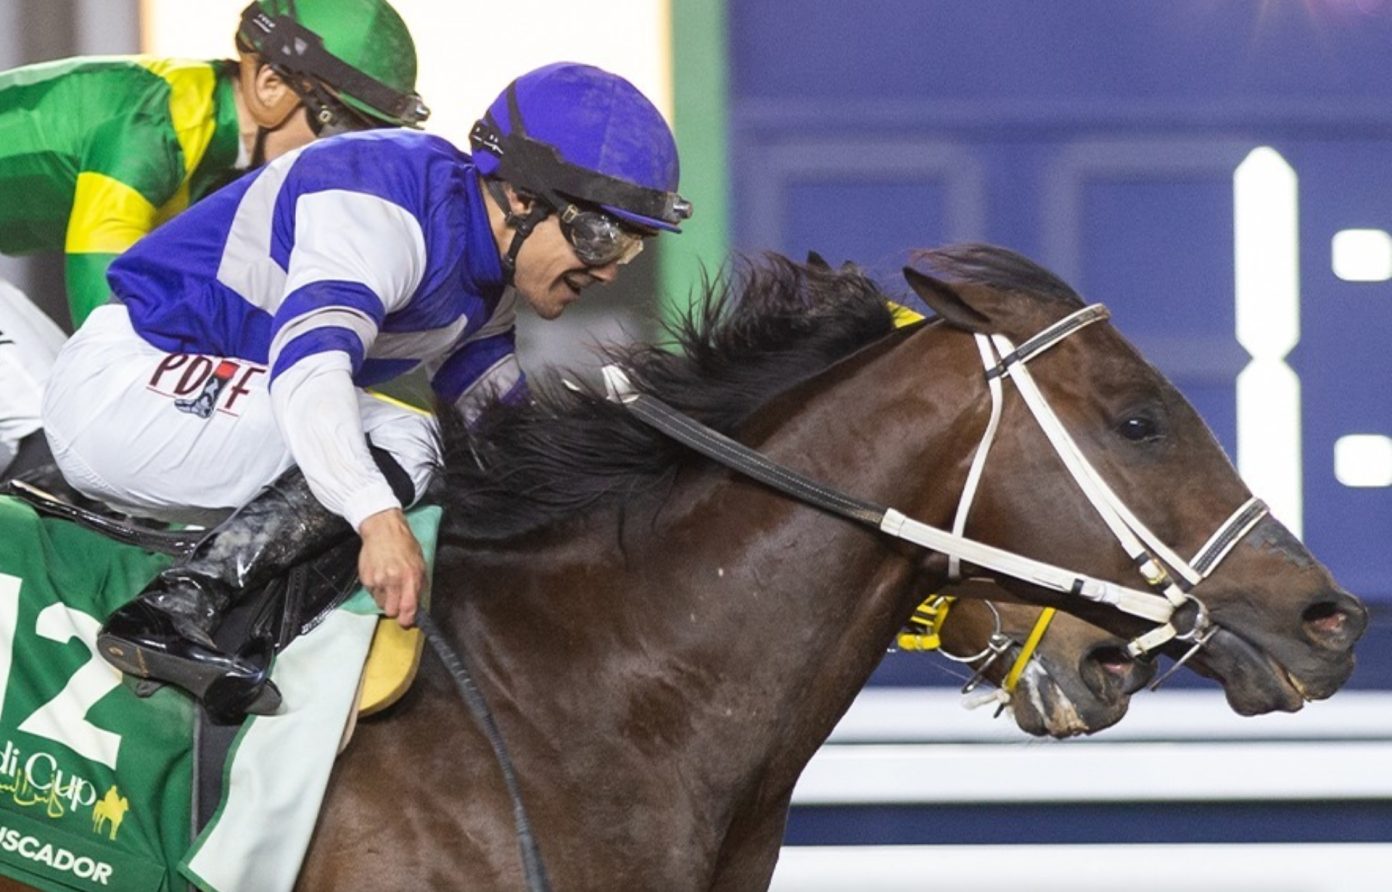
[607,304,1268,673]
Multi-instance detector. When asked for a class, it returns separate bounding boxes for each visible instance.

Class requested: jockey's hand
[358,507,427,627]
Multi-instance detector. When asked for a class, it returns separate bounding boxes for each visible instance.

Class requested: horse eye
[1118,415,1160,442]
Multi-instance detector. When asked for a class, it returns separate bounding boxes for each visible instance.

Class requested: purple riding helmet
[469,62,691,272]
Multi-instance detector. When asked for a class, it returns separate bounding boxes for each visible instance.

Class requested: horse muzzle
[1187,590,1365,716]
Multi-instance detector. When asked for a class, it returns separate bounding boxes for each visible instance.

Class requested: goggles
[557,203,648,267]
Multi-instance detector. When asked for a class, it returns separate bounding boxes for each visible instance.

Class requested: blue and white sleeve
[429,292,528,424]
[267,189,426,381]
[267,189,427,527]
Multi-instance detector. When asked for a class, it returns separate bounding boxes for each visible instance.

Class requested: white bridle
[884,304,1267,659]
[608,302,1269,664]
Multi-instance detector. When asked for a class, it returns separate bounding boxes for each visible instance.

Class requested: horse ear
[902,267,993,332]
[806,252,858,274]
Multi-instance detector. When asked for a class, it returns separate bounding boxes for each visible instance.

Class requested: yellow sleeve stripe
[887,300,926,329]
[68,61,220,256]
[136,58,220,178]
[65,172,158,254]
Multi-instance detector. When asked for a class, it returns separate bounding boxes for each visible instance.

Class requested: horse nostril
[1305,603,1344,635]
[1091,645,1132,678]
[1301,597,1367,650]
[1080,644,1150,697]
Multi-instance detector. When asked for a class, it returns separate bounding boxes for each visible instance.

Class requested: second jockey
[0,0,425,478]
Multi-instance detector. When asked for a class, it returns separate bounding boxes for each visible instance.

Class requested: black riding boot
[97,467,355,719]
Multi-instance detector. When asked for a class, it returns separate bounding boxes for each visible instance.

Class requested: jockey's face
[511,212,621,320]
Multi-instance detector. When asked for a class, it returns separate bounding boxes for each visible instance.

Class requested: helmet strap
[251,126,271,168]
[246,92,308,167]
[238,55,304,168]
[238,52,302,124]
[294,79,371,137]
[485,178,552,282]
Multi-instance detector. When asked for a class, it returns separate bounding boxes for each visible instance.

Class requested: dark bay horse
[300,246,1364,890]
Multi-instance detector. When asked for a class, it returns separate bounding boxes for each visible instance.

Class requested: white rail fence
[771,688,1392,891]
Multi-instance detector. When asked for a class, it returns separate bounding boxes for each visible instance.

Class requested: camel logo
[90,787,129,841]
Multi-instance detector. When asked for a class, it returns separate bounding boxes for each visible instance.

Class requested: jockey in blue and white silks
[40,62,692,719]
[54,129,523,529]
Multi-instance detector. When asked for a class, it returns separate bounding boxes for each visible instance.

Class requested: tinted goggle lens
[559,205,646,267]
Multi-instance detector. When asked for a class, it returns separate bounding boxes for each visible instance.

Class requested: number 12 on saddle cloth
[0,496,441,892]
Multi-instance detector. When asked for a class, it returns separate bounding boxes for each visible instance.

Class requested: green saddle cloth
[0,496,442,892]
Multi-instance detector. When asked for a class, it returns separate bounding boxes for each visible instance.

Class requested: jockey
[0,0,425,479]
[41,61,690,718]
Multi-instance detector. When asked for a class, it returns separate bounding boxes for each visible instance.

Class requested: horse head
[904,245,1367,715]
[936,593,1152,737]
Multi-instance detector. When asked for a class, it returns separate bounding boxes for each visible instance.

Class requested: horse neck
[691,325,986,764]
[446,324,989,834]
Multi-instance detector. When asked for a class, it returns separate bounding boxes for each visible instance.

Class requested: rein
[416,612,552,892]
[604,304,1267,667]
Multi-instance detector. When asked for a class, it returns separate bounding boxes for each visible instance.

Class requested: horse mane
[437,253,896,542]
[437,243,1081,542]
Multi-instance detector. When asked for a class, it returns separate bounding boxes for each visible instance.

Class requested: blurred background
[2,1,1390,888]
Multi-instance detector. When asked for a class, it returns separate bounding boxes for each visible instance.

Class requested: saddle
[3,479,426,831]
[3,479,424,716]
[0,481,438,887]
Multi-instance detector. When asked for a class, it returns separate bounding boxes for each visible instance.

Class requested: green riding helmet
[238,0,429,130]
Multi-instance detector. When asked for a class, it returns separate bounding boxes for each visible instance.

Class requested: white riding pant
[42,305,439,526]
[0,279,67,474]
